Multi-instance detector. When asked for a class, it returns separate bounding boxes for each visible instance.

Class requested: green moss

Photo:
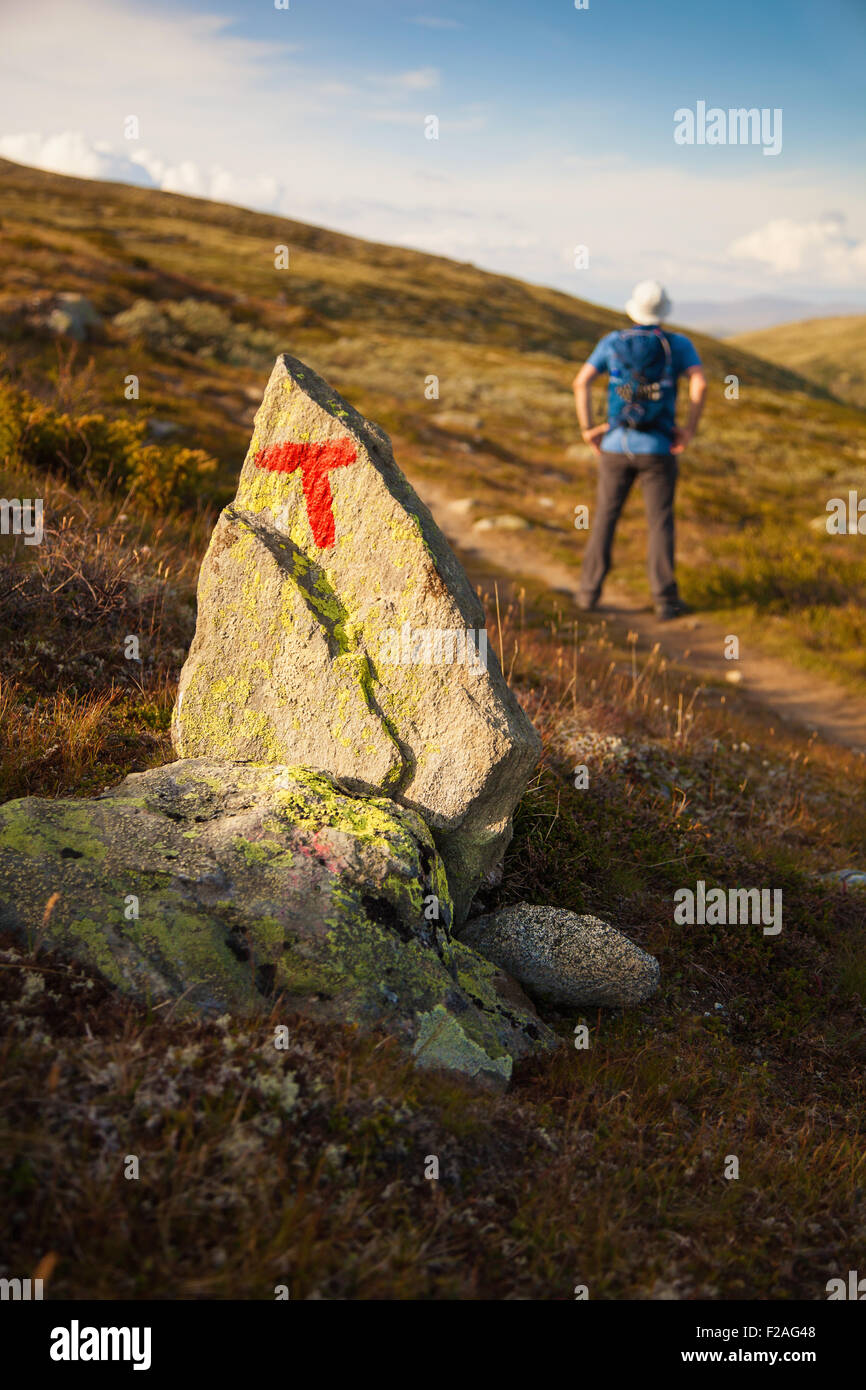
[412,1004,512,1083]
[275,944,345,997]
[240,708,284,760]
[315,884,515,1067]
[0,803,107,862]
[125,897,256,1005]
[176,509,406,776]
[232,835,286,866]
[269,768,414,848]
[245,912,284,959]
[64,915,126,984]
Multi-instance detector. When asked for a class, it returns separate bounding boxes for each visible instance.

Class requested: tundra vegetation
[0,159,865,1299]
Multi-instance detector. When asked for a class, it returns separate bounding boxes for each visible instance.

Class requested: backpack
[606,327,676,436]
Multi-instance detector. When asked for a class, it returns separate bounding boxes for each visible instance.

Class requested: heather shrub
[2,380,217,509]
[114,296,276,366]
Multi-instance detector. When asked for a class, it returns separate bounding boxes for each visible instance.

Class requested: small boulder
[473,514,532,532]
[448,497,478,515]
[46,292,101,341]
[432,411,483,434]
[460,903,660,1009]
[147,418,181,440]
[821,868,866,891]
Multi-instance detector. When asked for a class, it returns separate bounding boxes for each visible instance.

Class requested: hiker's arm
[672,366,707,454]
[573,363,607,457]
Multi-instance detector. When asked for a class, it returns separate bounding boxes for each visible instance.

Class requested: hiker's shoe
[656,599,692,621]
[577,592,598,612]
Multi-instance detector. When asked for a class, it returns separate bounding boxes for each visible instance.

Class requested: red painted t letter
[253,439,357,548]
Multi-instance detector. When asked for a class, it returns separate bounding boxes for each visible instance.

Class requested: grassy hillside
[0,157,815,387]
[732,315,866,409]
[3,157,866,702]
[2,159,866,1301]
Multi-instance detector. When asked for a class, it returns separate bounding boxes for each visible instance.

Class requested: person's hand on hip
[670,426,694,455]
[581,423,608,458]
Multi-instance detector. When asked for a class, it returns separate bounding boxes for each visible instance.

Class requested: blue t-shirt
[587,328,702,455]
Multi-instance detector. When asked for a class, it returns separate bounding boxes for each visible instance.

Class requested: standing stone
[172,354,540,920]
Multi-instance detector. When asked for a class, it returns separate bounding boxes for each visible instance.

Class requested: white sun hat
[625,279,672,325]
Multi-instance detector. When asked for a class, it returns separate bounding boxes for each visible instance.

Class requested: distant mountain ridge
[675,296,866,338]
[730,315,866,409]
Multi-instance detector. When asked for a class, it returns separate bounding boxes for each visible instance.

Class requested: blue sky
[1,0,864,311]
[199,0,865,162]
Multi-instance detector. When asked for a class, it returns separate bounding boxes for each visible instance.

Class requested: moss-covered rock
[0,760,557,1086]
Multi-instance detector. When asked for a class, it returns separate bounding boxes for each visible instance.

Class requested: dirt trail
[413,477,866,755]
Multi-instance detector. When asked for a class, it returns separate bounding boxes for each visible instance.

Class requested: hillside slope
[732,315,866,408]
[0,156,820,391]
[2,156,866,700]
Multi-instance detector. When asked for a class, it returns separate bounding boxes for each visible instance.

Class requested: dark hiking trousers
[579,451,679,608]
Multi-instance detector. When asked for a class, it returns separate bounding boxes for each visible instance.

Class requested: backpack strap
[647,327,675,383]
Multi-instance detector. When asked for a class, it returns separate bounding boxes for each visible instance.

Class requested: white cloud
[365,108,486,132]
[0,130,287,213]
[0,130,155,185]
[4,119,864,309]
[383,67,440,92]
[728,214,866,281]
[134,150,281,209]
[0,0,295,100]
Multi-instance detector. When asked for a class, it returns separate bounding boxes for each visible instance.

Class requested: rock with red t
[172,354,540,921]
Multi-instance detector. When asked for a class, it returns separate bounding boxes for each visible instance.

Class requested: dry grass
[0,424,209,796]
[3,557,866,1299]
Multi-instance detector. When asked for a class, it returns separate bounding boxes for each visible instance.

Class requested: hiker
[573,280,707,620]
